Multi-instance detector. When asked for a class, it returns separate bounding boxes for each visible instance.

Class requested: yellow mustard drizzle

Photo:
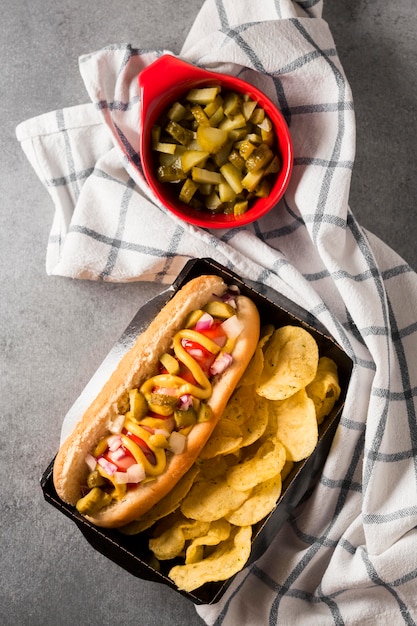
[122,418,167,476]
[140,373,212,402]
[97,465,127,500]
[177,328,222,353]
[140,330,221,402]
[93,437,109,458]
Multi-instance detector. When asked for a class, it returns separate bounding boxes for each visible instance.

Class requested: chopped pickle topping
[151,86,282,217]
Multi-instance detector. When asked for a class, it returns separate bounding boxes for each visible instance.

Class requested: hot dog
[53,275,260,528]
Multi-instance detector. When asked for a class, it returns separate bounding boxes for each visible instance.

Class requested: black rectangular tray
[41,257,353,605]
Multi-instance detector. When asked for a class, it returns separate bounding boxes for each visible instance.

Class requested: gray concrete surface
[1,1,416,624]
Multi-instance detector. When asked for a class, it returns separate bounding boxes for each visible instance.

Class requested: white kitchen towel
[16,0,417,624]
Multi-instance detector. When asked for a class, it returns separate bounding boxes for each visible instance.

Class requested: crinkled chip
[134,323,339,592]
[119,466,200,535]
[181,478,250,521]
[226,473,282,526]
[256,325,319,400]
[260,397,279,443]
[237,348,264,388]
[199,419,243,459]
[169,526,252,592]
[149,513,210,561]
[237,326,274,391]
[306,356,341,423]
[226,438,286,492]
[196,455,229,481]
[239,393,269,448]
[221,384,256,424]
[268,388,318,461]
[185,519,231,564]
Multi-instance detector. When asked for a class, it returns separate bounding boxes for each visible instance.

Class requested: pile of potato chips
[121,325,341,593]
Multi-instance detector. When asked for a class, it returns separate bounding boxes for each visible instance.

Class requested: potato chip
[149,524,187,561]
[120,466,200,535]
[237,347,264,387]
[225,473,282,526]
[268,388,318,461]
[136,322,339,592]
[226,438,286,492]
[256,325,319,400]
[259,398,278,443]
[199,419,243,459]
[306,356,341,423]
[196,455,229,481]
[149,513,210,560]
[239,393,269,447]
[221,384,256,424]
[185,519,231,564]
[169,526,252,592]
[181,478,250,521]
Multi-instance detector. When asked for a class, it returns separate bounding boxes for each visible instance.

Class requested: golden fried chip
[120,466,200,535]
[221,384,256,424]
[259,397,278,443]
[181,478,250,521]
[226,438,286,492]
[196,455,229,481]
[225,473,282,526]
[239,393,269,447]
[237,347,264,387]
[149,513,210,560]
[256,325,319,400]
[185,519,231,564]
[199,419,243,459]
[269,388,318,461]
[306,356,341,423]
[169,526,252,592]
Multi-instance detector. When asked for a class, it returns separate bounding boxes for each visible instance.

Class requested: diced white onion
[169,431,187,454]
[107,434,122,452]
[155,386,178,396]
[127,463,146,483]
[188,347,205,358]
[178,394,193,410]
[154,427,171,438]
[113,471,130,484]
[85,453,97,472]
[108,447,126,463]
[195,312,214,331]
[109,414,125,434]
[221,314,244,339]
[97,456,117,476]
[209,352,233,376]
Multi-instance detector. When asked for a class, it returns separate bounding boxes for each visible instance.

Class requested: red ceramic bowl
[138,55,293,229]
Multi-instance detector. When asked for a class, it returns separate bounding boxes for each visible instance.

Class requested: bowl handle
[139,55,217,125]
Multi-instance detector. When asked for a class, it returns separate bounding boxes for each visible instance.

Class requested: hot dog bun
[53,275,260,528]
